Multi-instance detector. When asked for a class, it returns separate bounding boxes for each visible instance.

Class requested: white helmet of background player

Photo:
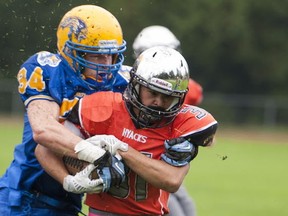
[132,25,181,59]
[124,46,189,129]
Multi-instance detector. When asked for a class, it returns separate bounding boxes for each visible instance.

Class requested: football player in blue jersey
[0,5,129,216]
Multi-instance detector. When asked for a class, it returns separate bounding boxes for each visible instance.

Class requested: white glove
[86,135,128,155]
[63,164,103,194]
[74,140,106,163]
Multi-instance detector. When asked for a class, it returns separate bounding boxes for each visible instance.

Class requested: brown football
[63,156,99,179]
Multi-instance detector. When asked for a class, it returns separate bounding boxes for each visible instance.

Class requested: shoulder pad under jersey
[174,105,218,146]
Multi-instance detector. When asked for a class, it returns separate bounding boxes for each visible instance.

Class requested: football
[63,156,99,179]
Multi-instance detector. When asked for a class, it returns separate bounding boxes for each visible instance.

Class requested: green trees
[1,0,287,95]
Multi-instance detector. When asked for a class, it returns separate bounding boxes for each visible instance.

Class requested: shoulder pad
[118,65,132,81]
[36,51,61,67]
[80,92,122,123]
[184,122,218,146]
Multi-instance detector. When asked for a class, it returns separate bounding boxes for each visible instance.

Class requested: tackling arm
[35,144,69,184]
[28,100,82,157]
[28,100,108,164]
[34,116,128,194]
[35,144,104,194]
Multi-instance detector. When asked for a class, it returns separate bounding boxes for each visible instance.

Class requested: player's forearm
[119,146,189,193]
[35,144,69,184]
[33,120,82,156]
[28,100,82,157]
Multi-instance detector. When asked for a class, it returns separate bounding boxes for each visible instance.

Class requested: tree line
[1,0,287,96]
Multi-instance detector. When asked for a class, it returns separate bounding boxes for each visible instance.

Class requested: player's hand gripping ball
[63,155,99,179]
[62,157,104,194]
[63,151,126,192]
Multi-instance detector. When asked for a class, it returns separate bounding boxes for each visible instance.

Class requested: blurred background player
[132,25,203,216]
[0,5,128,215]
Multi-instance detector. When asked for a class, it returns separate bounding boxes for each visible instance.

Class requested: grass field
[0,117,287,216]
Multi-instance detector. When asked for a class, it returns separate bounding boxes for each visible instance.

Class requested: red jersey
[184,78,203,106]
[78,91,217,215]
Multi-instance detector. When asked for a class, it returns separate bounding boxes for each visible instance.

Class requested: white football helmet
[124,46,189,129]
[132,25,181,59]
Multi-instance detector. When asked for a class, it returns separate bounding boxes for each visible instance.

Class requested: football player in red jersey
[36,46,218,215]
[83,47,217,215]
[132,25,203,216]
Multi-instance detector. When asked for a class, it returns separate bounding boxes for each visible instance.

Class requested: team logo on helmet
[60,17,87,42]
[151,78,172,90]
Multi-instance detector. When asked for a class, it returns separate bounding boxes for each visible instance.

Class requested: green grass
[0,119,287,216]
[0,122,23,171]
[185,130,288,216]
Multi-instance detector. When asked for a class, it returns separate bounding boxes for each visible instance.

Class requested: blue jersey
[0,51,130,208]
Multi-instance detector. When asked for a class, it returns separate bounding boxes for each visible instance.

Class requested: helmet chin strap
[132,106,162,129]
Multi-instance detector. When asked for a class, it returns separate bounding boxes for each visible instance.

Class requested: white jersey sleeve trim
[24,95,55,107]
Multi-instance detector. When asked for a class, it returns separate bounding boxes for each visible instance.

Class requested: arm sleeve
[17,52,62,107]
[184,123,218,146]
[173,105,218,146]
